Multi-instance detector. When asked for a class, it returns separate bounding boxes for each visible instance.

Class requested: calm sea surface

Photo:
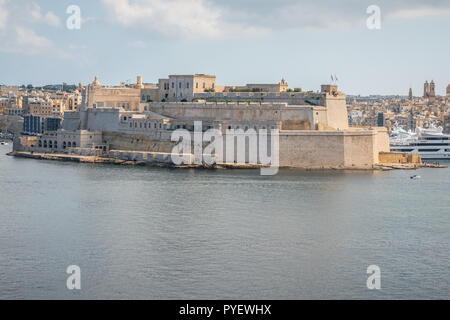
[0,144,449,299]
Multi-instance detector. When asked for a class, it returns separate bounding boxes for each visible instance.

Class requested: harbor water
[0,144,449,299]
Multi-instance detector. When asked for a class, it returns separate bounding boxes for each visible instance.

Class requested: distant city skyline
[1,0,450,96]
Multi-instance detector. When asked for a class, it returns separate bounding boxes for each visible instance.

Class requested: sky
[0,0,449,96]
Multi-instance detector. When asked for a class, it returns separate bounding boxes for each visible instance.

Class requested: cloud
[29,2,61,27]
[0,26,53,54]
[44,12,62,28]
[0,1,61,55]
[0,0,8,30]
[102,0,223,38]
[100,0,450,38]
[102,0,268,38]
[387,6,450,19]
[129,40,148,48]
[15,27,53,53]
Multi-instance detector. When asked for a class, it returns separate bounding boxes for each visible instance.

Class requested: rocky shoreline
[7,151,448,170]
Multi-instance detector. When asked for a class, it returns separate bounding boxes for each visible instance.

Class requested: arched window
[43,140,47,148]
[38,140,42,147]
[68,142,72,148]
[54,141,57,148]
[73,142,76,147]
[49,141,52,148]
[63,141,66,149]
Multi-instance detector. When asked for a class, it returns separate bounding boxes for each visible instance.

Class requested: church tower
[429,80,436,98]
[423,81,429,98]
[409,88,413,100]
[92,75,101,88]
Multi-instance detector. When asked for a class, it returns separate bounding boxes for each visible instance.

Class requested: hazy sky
[0,0,449,95]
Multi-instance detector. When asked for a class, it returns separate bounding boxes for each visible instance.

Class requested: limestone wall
[102,131,175,153]
[324,93,349,130]
[278,129,387,167]
[379,152,422,164]
[279,131,346,167]
[85,86,141,111]
[146,102,322,129]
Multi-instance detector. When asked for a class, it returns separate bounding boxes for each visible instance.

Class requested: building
[241,79,289,93]
[35,130,103,153]
[424,81,429,98]
[423,80,436,101]
[83,76,142,111]
[158,74,216,102]
[377,112,385,127]
[409,88,413,101]
[15,74,392,169]
[23,115,61,135]
[29,100,62,117]
[0,97,8,115]
[447,84,450,97]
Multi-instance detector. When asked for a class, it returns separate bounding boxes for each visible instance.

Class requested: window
[68,142,72,148]
[140,123,142,128]
[73,142,76,147]
[196,82,198,89]
[129,122,132,128]
[187,83,189,89]
[172,82,174,89]
[203,82,205,89]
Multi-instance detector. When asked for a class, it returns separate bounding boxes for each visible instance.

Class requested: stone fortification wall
[102,131,175,153]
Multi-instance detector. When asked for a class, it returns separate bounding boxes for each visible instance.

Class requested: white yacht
[390,124,450,160]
